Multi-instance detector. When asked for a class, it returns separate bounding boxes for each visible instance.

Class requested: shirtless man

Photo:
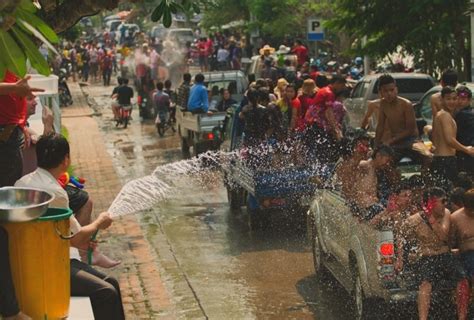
[375,74,421,162]
[349,145,394,221]
[431,86,474,190]
[361,98,380,130]
[450,189,474,320]
[430,69,458,121]
[336,133,370,199]
[401,187,466,320]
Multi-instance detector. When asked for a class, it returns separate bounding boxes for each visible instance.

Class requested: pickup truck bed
[177,109,226,156]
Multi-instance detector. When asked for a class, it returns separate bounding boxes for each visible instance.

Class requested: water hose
[87,230,99,265]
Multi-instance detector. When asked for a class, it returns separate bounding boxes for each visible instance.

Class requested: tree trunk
[40,0,120,33]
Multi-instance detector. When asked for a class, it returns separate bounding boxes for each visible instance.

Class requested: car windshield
[372,78,433,94]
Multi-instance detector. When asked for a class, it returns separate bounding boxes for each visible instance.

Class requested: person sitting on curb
[15,133,125,320]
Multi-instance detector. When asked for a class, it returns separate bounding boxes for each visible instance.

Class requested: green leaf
[0,58,6,81]
[19,0,37,13]
[151,1,166,22]
[17,19,58,55]
[11,26,50,76]
[0,29,26,77]
[163,8,172,27]
[16,10,59,44]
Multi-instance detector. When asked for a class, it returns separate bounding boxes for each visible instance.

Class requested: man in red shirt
[292,40,308,67]
[0,72,43,187]
[304,75,347,163]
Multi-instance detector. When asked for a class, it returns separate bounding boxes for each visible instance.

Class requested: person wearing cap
[274,78,288,100]
[455,85,474,175]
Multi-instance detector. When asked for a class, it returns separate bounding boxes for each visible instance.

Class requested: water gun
[58,172,86,189]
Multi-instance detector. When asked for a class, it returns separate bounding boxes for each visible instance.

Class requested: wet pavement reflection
[87,85,451,319]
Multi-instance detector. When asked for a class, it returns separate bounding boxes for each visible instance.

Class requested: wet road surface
[84,83,455,319]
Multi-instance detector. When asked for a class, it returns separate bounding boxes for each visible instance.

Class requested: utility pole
[362,36,371,75]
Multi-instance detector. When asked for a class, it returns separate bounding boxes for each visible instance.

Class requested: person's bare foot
[92,250,121,268]
[5,311,32,320]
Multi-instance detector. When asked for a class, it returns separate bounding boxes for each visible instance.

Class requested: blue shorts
[461,251,474,278]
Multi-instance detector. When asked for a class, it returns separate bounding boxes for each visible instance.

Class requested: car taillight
[137,96,142,104]
[380,243,394,256]
[206,133,215,140]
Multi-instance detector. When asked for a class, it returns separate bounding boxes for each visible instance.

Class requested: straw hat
[276,45,290,55]
[259,44,275,55]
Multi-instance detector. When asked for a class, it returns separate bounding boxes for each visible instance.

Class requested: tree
[0,0,204,78]
[327,0,471,79]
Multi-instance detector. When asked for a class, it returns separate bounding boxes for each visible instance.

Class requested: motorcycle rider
[115,78,134,120]
[111,77,124,120]
[153,82,170,130]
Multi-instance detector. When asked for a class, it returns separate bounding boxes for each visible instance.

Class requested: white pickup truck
[177,71,248,157]
[307,161,457,319]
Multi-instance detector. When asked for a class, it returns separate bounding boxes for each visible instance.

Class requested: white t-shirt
[15,168,81,260]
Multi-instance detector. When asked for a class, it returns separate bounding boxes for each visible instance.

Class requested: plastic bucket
[2,208,73,320]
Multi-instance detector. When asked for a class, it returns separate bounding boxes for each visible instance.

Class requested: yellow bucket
[2,208,72,320]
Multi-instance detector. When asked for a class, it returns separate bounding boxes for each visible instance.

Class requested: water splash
[107,134,335,218]
[108,151,227,217]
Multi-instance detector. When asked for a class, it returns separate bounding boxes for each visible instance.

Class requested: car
[414,82,474,126]
[104,19,122,32]
[163,28,194,45]
[344,73,435,130]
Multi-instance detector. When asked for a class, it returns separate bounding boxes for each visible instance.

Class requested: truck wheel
[311,228,327,278]
[353,269,378,320]
[248,208,269,230]
[227,187,243,211]
[181,138,190,159]
[193,144,205,157]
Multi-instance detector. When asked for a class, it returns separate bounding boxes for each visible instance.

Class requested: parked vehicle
[163,28,194,46]
[307,159,456,319]
[177,71,248,157]
[344,73,435,131]
[58,69,73,107]
[220,106,321,229]
[115,104,133,129]
[414,82,474,126]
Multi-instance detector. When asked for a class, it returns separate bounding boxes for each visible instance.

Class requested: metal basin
[0,187,55,223]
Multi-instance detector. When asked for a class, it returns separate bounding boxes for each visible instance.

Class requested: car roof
[362,73,434,81]
[167,28,193,32]
[199,71,246,80]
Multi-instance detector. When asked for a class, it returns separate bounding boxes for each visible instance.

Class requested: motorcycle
[58,68,73,107]
[155,109,176,137]
[116,104,133,128]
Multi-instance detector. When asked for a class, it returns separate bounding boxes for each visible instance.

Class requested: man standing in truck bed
[374,74,425,163]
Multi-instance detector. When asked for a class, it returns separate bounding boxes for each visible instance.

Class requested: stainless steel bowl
[0,187,55,223]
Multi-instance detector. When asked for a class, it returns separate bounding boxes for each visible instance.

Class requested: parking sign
[307,18,324,41]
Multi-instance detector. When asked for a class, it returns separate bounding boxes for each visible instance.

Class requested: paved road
[83,82,438,319]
